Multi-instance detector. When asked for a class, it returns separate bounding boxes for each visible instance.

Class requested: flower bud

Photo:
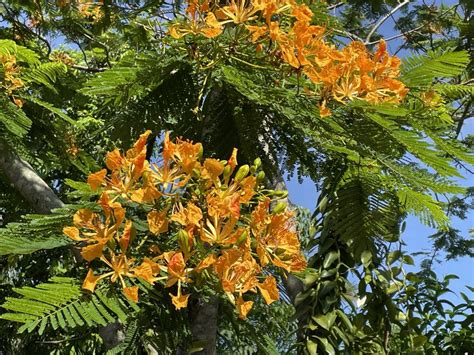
[198,144,204,159]
[223,165,232,179]
[253,157,261,169]
[274,190,288,199]
[234,164,249,182]
[272,202,287,214]
[236,231,248,246]
[177,229,190,255]
[256,171,265,183]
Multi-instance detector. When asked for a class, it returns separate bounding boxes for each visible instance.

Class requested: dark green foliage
[1,277,135,334]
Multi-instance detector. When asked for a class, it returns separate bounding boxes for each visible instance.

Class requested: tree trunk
[0,139,125,349]
[0,140,63,213]
[188,296,219,355]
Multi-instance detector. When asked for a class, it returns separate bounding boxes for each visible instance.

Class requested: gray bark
[188,296,219,355]
[0,140,63,213]
[0,139,125,349]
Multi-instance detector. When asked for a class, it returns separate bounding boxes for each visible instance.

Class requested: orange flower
[236,296,254,319]
[105,148,124,171]
[170,291,191,310]
[214,249,260,296]
[87,169,107,190]
[201,216,241,245]
[148,210,169,235]
[65,202,125,262]
[217,0,260,24]
[165,252,191,287]
[171,202,203,229]
[257,276,279,304]
[133,258,160,284]
[123,286,139,302]
[251,199,306,272]
[82,252,138,301]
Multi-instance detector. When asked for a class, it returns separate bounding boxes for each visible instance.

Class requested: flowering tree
[0,0,472,353]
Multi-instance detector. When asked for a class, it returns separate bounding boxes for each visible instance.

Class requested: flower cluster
[169,0,408,116]
[63,131,306,319]
[0,53,24,106]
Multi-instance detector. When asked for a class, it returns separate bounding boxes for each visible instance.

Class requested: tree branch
[365,0,410,44]
[71,65,106,72]
[0,140,63,213]
[365,25,424,45]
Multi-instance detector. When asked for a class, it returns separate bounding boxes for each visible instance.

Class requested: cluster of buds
[169,0,408,117]
[64,131,306,319]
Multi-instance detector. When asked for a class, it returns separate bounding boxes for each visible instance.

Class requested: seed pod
[234,164,249,181]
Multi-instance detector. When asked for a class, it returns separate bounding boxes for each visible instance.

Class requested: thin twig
[71,65,106,72]
[332,28,364,42]
[328,2,344,10]
[366,25,424,45]
[365,0,410,44]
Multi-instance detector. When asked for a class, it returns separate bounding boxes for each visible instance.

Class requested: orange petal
[318,100,331,118]
[257,276,279,305]
[87,169,107,190]
[227,148,238,172]
[81,242,105,262]
[82,269,100,292]
[147,210,169,235]
[123,286,139,303]
[130,185,161,203]
[133,258,159,284]
[195,254,217,272]
[73,208,94,227]
[132,151,148,179]
[236,296,253,319]
[105,148,124,171]
[170,292,190,310]
[133,130,152,155]
[203,158,224,181]
[229,194,241,219]
[63,226,82,241]
[187,203,203,226]
[119,220,134,252]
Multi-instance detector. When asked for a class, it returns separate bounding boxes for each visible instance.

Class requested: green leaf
[0,99,32,137]
[312,313,337,330]
[401,50,469,86]
[323,251,339,269]
[361,250,372,266]
[28,97,76,125]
